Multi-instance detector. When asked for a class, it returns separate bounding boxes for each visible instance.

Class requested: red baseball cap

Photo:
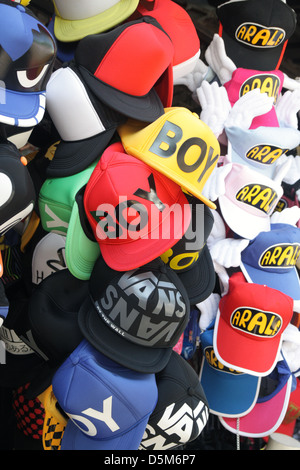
[213,272,294,377]
[75,16,174,122]
[83,141,191,271]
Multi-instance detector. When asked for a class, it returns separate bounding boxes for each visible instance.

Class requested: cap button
[100,159,108,171]
[187,387,195,396]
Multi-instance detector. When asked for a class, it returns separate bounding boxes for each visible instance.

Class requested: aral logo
[246,144,288,165]
[259,243,300,268]
[235,23,286,48]
[204,346,243,375]
[230,307,282,337]
[240,74,281,104]
[236,184,278,214]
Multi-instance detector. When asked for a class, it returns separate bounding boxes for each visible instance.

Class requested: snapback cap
[75,16,174,121]
[53,0,139,42]
[31,232,66,285]
[199,321,261,417]
[52,340,158,450]
[83,141,191,272]
[213,272,294,377]
[226,125,300,179]
[217,0,297,71]
[240,223,300,301]
[78,256,190,374]
[139,351,209,450]
[45,65,125,178]
[118,107,220,209]
[218,162,283,239]
[0,0,56,127]
[219,354,294,438]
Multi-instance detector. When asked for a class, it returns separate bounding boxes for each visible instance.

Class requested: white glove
[206,210,227,250]
[173,58,208,94]
[197,81,231,137]
[204,34,236,85]
[197,292,220,331]
[282,155,300,185]
[276,89,300,129]
[273,153,292,185]
[209,237,250,269]
[224,88,274,130]
[283,73,300,91]
[270,205,300,226]
[282,323,300,374]
[201,162,232,201]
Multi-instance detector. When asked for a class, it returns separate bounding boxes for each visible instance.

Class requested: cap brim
[78,65,165,123]
[240,262,300,302]
[61,412,149,450]
[219,370,293,437]
[54,0,140,42]
[213,307,283,377]
[46,129,116,177]
[177,245,216,305]
[65,199,100,281]
[220,27,288,71]
[99,188,191,272]
[0,90,46,127]
[78,296,173,374]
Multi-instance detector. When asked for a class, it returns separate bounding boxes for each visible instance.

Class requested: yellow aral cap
[118,107,220,209]
[38,386,67,451]
[12,0,31,5]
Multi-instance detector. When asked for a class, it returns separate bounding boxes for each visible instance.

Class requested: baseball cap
[139,350,209,450]
[240,223,300,301]
[78,256,190,374]
[10,0,31,5]
[224,68,284,129]
[118,107,221,210]
[31,232,66,285]
[38,385,67,451]
[83,141,191,272]
[265,432,300,450]
[52,340,158,450]
[38,161,100,280]
[0,142,36,236]
[276,377,300,438]
[0,278,9,327]
[217,0,297,71]
[199,321,261,418]
[45,65,126,178]
[75,17,174,122]
[226,125,300,179]
[133,0,200,81]
[218,163,283,240]
[47,15,77,64]
[0,0,56,127]
[214,271,294,376]
[160,195,215,305]
[53,0,139,43]
[219,354,294,438]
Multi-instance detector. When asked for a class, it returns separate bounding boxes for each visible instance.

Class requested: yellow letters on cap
[117,107,220,209]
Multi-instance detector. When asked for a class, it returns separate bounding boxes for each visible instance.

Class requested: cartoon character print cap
[213,272,294,377]
[217,0,297,71]
[53,0,140,43]
[0,0,56,127]
[83,141,191,272]
[78,256,190,374]
[118,107,220,210]
[52,340,158,450]
[218,163,283,240]
[75,16,174,122]
[0,142,35,235]
[240,223,300,301]
[139,351,209,450]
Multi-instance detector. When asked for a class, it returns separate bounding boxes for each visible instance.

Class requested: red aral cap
[75,16,174,122]
[213,272,294,377]
[84,142,191,271]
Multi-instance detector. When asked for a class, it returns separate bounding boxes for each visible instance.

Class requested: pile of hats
[0,0,300,452]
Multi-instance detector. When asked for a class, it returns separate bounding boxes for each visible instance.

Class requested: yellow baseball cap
[53,0,140,42]
[38,385,68,451]
[11,0,31,5]
[118,107,221,209]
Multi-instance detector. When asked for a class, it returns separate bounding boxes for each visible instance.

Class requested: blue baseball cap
[240,223,300,301]
[226,125,300,180]
[199,322,261,417]
[52,340,158,450]
[0,1,56,127]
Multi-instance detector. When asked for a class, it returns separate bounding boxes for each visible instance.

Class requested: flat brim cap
[217,0,297,70]
[78,257,190,373]
[75,16,174,122]
[53,0,140,42]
